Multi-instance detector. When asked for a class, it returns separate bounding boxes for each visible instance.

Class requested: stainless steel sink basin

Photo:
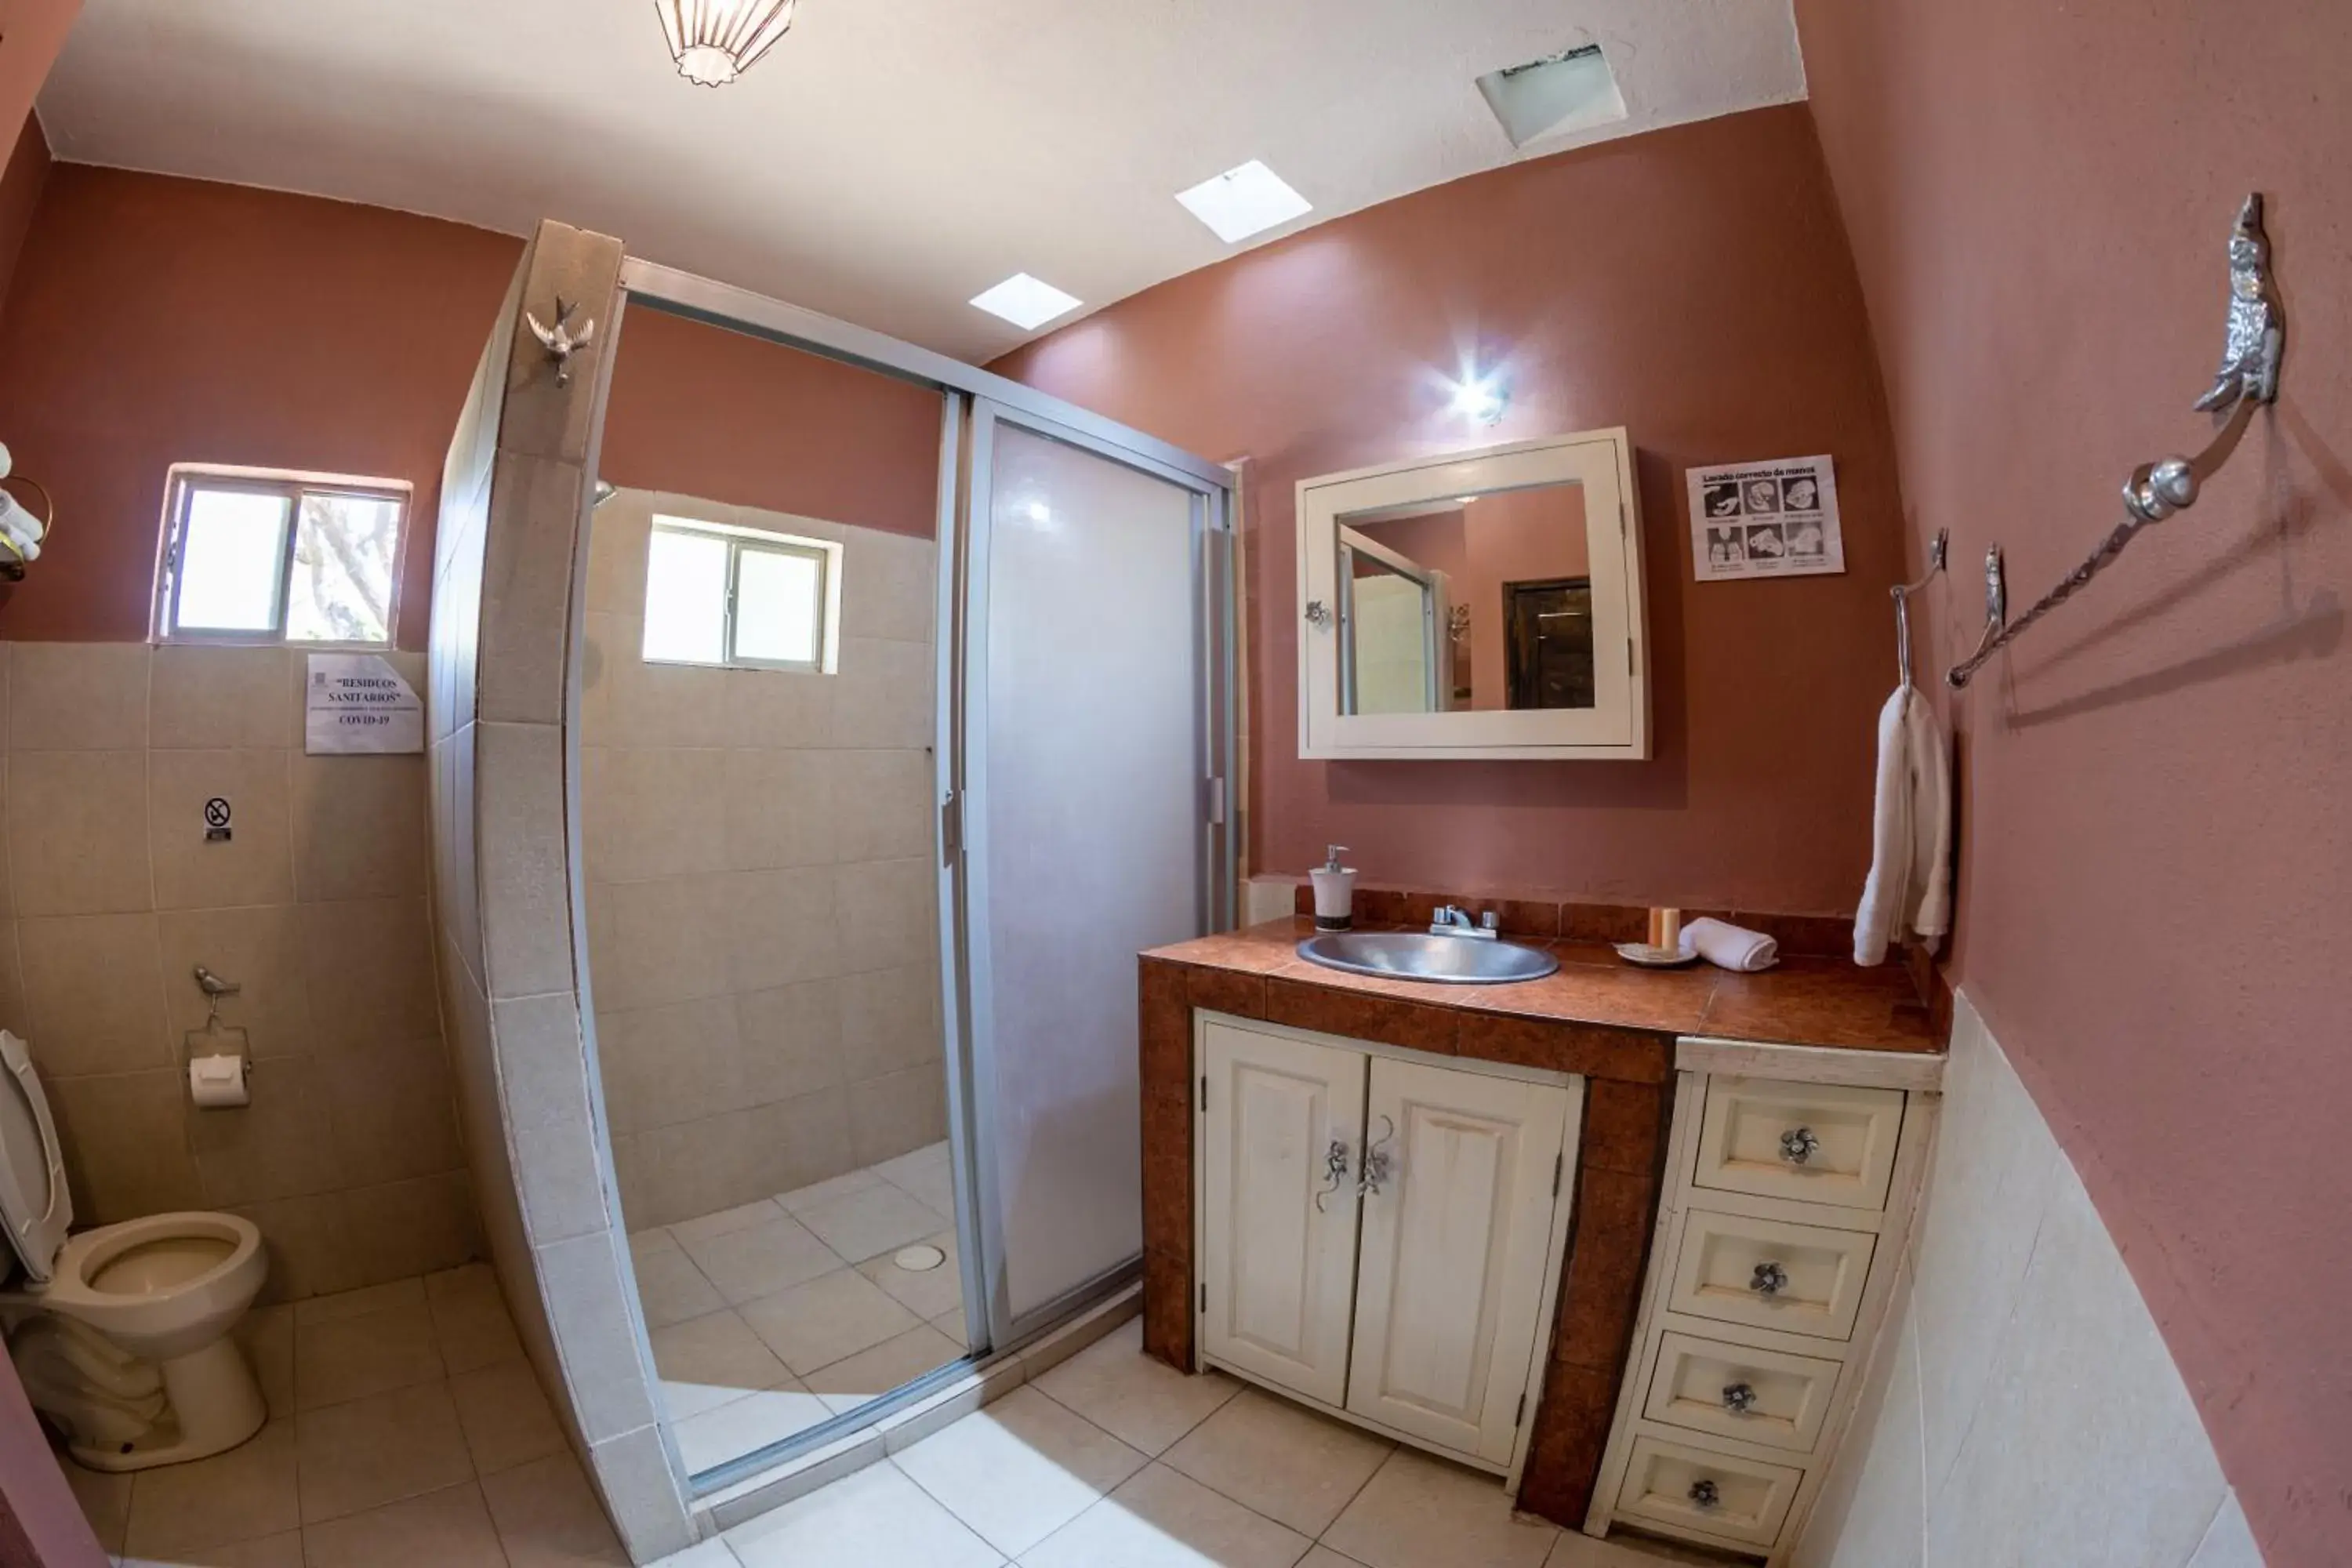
[1295,930,1559,985]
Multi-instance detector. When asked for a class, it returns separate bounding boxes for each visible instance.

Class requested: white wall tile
[1806,990,2240,1568]
[2186,1494,2263,1568]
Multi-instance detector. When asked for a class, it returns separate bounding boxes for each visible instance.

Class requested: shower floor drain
[894,1243,946,1272]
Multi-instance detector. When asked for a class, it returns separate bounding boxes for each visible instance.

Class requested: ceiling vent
[1475,44,1627,149]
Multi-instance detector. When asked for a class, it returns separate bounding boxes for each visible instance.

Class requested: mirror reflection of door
[1504,578,1596,710]
[1338,528,1445,715]
[1334,479,1588,714]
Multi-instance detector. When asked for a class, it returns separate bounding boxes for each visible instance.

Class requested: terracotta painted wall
[0,164,523,646]
[0,118,49,325]
[600,306,942,540]
[1794,3,2351,1562]
[992,105,1907,915]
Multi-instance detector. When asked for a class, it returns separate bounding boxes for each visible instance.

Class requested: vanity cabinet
[1195,1014,1581,1472]
[1585,1058,1937,1564]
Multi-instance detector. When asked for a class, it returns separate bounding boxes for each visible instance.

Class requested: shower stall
[574,261,1234,1491]
[429,223,1234,1556]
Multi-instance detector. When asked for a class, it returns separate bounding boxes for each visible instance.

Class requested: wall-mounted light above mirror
[1297,429,1649,760]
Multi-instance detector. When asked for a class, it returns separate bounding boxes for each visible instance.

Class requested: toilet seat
[42,1213,264,1334]
[0,1030,71,1285]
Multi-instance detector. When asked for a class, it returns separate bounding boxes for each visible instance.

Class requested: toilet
[0,1030,270,1471]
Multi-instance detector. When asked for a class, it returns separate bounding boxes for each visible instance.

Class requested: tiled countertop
[1145,916,1942,1057]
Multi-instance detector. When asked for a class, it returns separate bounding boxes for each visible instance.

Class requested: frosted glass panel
[977,420,1200,1323]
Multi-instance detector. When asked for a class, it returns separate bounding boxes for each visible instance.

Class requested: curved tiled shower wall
[427,220,695,1562]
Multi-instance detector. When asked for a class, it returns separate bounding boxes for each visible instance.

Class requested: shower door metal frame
[602,260,1234,1487]
[953,395,1236,1352]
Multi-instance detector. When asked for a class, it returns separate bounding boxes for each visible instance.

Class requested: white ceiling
[37,2,1806,362]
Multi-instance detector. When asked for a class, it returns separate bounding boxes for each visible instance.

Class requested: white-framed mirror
[1296,428,1649,760]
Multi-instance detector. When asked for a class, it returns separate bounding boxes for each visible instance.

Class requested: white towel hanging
[1854,686,1951,966]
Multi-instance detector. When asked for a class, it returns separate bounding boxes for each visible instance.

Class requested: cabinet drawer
[1642,1331,1842,1453]
[1694,1077,1904,1211]
[1614,1434,1802,1548]
[1667,1209,1876,1341]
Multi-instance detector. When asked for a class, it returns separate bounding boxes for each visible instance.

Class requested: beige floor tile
[301,1481,506,1567]
[451,1357,569,1476]
[1300,1551,1373,1568]
[426,1262,526,1373]
[1032,1317,1241,1456]
[296,1298,448,1410]
[933,1308,971,1348]
[1322,1450,1557,1568]
[635,1243,727,1329]
[123,1418,300,1559]
[62,1446,134,1552]
[1541,1534,1726,1566]
[795,1183,943,1263]
[1021,1461,1310,1568]
[647,1542,739,1568]
[121,1526,305,1566]
[235,1304,296,1421]
[737,1269,919,1375]
[806,1323,962,1414]
[672,1198,786,1244]
[679,1214,844,1304]
[778,1168,884,1214]
[293,1277,426,1327]
[724,1459,1001,1568]
[296,1381,475,1524]
[858,1228,964,1319]
[895,1385,1148,1558]
[630,1225,682,1265]
[870,1140,949,1189]
[481,1451,631,1566]
[874,1143,956,1219]
[673,1383,834,1474]
[1163,1387,1392,1537]
[652,1308,795,1417]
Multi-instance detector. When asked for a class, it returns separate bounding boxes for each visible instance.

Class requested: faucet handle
[1479,910,1499,932]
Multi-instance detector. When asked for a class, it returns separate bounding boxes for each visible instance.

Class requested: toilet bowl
[0,1032,270,1471]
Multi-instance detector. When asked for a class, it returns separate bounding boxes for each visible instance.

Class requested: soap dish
[1613,942,1700,968]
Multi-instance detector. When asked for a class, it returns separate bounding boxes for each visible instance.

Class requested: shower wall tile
[581,499,944,1228]
[10,641,150,750]
[151,644,294,750]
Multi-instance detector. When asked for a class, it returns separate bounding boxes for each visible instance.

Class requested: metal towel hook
[1889,528,1947,689]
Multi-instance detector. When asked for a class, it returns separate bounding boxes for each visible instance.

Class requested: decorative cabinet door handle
[1688,1479,1721,1509]
[1750,1261,1789,1296]
[1779,1126,1821,1165]
[1313,1139,1352,1214]
[1357,1115,1396,1198]
[1305,599,1332,628]
[1721,1381,1759,1414]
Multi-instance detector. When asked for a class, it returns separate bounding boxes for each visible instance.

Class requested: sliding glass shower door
[955,400,1232,1343]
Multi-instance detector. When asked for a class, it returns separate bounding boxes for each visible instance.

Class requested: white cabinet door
[1198,1019,1367,1406]
[1345,1056,1573,1464]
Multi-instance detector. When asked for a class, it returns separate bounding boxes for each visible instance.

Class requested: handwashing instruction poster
[1687,454,1845,581]
[305,654,423,754]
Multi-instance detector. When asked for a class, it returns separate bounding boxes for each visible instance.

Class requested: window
[642,517,840,672]
[156,466,409,644]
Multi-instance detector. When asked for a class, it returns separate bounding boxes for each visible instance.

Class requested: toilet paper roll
[189,1053,249,1109]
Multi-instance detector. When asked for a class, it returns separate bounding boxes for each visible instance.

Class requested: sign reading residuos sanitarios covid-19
[304,654,423,754]
[1686,454,1846,581]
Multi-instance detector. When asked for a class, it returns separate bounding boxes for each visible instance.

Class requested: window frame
[153,464,412,648]
[642,516,842,674]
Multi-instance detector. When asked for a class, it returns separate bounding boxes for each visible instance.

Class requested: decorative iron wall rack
[1947,193,2285,690]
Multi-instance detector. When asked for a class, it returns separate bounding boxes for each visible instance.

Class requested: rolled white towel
[1679,916,1778,972]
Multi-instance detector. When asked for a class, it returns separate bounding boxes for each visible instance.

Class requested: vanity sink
[1296,931,1559,985]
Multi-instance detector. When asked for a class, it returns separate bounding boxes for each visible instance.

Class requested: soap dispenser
[1309,845,1356,932]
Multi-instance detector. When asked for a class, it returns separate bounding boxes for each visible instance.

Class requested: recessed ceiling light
[970,273,1083,332]
[1477,43,1628,149]
[1174,160,1314,245]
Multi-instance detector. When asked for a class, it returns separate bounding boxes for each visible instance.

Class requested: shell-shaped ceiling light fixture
[655,0,798,87]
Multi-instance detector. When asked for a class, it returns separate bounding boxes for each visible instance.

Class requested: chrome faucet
[1429,906,1500,941]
